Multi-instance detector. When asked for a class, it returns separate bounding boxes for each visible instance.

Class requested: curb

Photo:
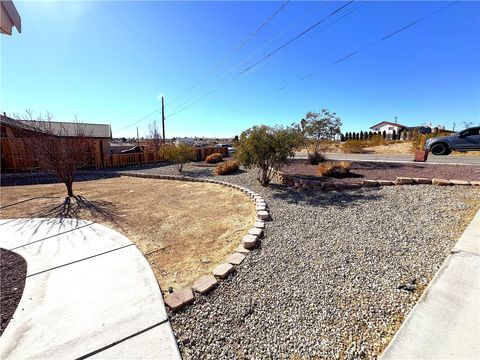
[117,171,271,311]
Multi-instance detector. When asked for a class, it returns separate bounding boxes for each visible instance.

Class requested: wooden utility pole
[137,126,139,146]
[161,96,166,144]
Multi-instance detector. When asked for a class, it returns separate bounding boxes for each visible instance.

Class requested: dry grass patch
[0,177,255,293]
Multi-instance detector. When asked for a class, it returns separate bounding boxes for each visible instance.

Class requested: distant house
[370,121,410,135]
[174,137,207,147]
[0,114,112,172]
[1,0,21,35]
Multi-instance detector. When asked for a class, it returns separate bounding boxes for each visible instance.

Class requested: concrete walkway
[381,209,480,359]
[0,218,181,359]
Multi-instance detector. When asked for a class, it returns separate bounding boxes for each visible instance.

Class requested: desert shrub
[369,135,387,147]
[317,161,351,177]
[235,125,303,186]
[308,152,326,165]
[206,152,223,164]
[160,144,196,172]
[215,160,240,175]
[341,140,368,153]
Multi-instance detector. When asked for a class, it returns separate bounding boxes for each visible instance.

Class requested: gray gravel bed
[125,164,480,359]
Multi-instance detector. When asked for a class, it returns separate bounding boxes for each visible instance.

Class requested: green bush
[235,125,303,186]
[160,144,196,172]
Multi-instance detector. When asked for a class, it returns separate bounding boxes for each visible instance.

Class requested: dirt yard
[0,176,256,293]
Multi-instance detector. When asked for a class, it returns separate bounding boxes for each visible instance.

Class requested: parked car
[424,126,480,155]
[121,146,144,154]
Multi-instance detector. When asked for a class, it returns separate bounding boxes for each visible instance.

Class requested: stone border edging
[116,171,270,311]
[271,169,480,191]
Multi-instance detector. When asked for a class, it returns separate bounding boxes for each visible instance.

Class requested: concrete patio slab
[13,222,132,276]
[0,217,93,250]
[0,218,180,360]
[381,209,480,360]
[89,322,179,359]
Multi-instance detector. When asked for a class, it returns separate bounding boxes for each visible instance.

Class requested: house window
[1,126,7,138]
[388,127,394,130]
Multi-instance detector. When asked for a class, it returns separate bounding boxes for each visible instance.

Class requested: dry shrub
[369,135,387,147]
[317,161,351,177]
[341,140,369,153]
[206,152,223,164]
[215,160,240,175]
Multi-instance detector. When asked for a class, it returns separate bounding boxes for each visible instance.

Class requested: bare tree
[12,111,93,197]
[147,119,162,162]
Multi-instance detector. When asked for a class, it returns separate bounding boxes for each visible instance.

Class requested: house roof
[1,0,21,35]
[0,115,112,138]
[370,121,409,129]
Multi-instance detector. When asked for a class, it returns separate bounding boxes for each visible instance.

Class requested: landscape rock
[450,179,471,186]
[212,263,234,279]
[396,177,415,185]
[432,178,451,186]
[226,253,246,265]
[164,287,194,311]
[242,234,257,249]
[414,178,432,184]
[257,210,270,221]
[192,275,218,294]
[248,227,263,237]
[362,180,379,187]
[236,245,251,254]
[253,221,265,229]
[376,180,395,186]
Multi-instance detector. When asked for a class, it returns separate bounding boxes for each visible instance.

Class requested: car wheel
[431,143,450,155]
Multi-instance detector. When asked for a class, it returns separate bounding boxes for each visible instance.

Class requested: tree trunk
[65,181,74,197]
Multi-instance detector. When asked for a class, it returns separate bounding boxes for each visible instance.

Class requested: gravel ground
[281,159,480,183]
[0,248,27,336]
[126,164,480,359]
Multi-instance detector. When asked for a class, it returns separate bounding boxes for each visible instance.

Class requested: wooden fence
[1,140,229,172]
[102,146,229,169]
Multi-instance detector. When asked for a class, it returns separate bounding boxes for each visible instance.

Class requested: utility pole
[394,116,398,124]
[137,126,139,146]
[161,96,166,144]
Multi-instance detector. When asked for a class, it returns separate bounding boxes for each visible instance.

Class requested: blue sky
[1,1,479,138]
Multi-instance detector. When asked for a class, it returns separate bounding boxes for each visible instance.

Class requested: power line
[167,1,325,117]
[240,1,354,75]
[115,108,161,133]
[274,1,458,94]
[168,1,290,107]
[167,1,357,119]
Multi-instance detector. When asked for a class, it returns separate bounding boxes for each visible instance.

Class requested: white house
[370,121,409,135]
